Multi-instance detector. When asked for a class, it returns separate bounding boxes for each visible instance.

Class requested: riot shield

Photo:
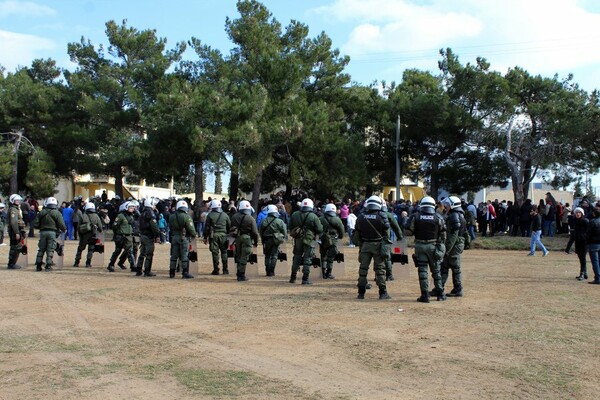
[311,241,323,281]
[227,236,235,259]
[188,237,199,276]
[390,238,410,281]
[276,242,289,276]
[91,231,105,268]
[20,236,29,268]
[55,234,64,269]
[245,247,259,278]
[332,240,346,279]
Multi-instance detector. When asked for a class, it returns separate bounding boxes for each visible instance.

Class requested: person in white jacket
[347,211,357,247]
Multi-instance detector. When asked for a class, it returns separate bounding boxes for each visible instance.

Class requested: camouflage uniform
[230,211,259,281]
[384,210,403,280]
[169,209,197,278]
[442,208,466,296]
[354,209,391,299]
[74,210,103,268]
[318,213,345,279]
[406,210,447,302]
[108,210,135,272]
[34,207,66,271]
[137,206,160,276]
[7,203,26,269]
[259,214,287,276]
[289,210,323,284]
[203,210,231,275]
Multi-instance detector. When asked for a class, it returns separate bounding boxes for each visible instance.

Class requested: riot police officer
[118,199,140,271]
[107,202,135,272]
[136,198,161,277]
[405,196,447,303]
[34,197,66,271]
[319,203,345,279]
[354,196,391,300]
[441,196,466,297]
[203,199,231,275]
[7,194,26,270]
[230,200,258,281]
[73,202,103,268]
[169,199,197,279]
[382,202,403,281]
[259,204,287,277]
[289,198,323,285]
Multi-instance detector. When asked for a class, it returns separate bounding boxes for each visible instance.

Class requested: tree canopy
[1,0,598,203]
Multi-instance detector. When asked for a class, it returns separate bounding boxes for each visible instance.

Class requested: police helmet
[129,200,139,208]
[119,202,128,212]
[85,202,96,212]
[210,199,221,210]
[267,204,279,215]
[9,194,23,204]
[420,196,436,213]
[365,195,382,211]
[443,195,462,210]
[0,202,5,208]
[176,200,188,211]
[44,197,58,209]
[239,200,252,215]
[300,198,314,211]
[324,203,337,216]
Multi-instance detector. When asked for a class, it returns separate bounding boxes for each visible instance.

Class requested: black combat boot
[85,262,92,269]
[417,291,430,303]
[182,268,194,279]
[169,269,176,278]
[301,273,311,285]
[211,267,220,275]
[135,266,143,276]
[223,265,229,275]
[357,286,366,299]
[379,288,391,300]
[326,268,335,279]
[107,265,115,272]
[436,290,447,301]
[237,273,248,282]
[386,272,395,281]
[36,263,43,272]
[117,262,127,270]
[289,272,297,283]
[45,264,53,272]
[446,287,463,297]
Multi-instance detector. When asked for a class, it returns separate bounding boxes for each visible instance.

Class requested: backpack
[289,213,308,239]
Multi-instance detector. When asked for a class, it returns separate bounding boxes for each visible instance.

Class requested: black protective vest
[358,212,386,240]
[414,212,440,241]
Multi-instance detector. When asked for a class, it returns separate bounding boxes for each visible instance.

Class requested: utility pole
[395,115,401,202]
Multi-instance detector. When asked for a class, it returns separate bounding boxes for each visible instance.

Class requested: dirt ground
[0,237,598,400]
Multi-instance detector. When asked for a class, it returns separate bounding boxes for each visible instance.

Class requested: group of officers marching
[3,191,467,303]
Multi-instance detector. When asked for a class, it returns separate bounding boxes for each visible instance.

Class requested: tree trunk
[114,167,124,199]
[228,155,240,201]
[429,160,439,200]
[251,170,262,213]
[214,167,222,194]
[10,130,22,194]
[194,159,204,202]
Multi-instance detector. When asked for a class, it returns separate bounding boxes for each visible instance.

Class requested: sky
[1,0,600,188]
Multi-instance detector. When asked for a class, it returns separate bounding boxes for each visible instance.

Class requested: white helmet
[365,195,382,211]
[210,199,221,210]
[267,204,279,215]
[44,197,58,209]
[176,200,188,211]
[0,202,5,208]
[324,203,337,216]
[9,194,23,204]
[129,200,139,208]
[443,196,462,210]
[238,200,252,215]
[119,202,128,212]
[300,198,314,211]
[420,196,436,214]
[85,202,96,212]
[145,197,159,208]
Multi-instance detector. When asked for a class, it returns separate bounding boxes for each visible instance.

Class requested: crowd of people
[2,189,600,302]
